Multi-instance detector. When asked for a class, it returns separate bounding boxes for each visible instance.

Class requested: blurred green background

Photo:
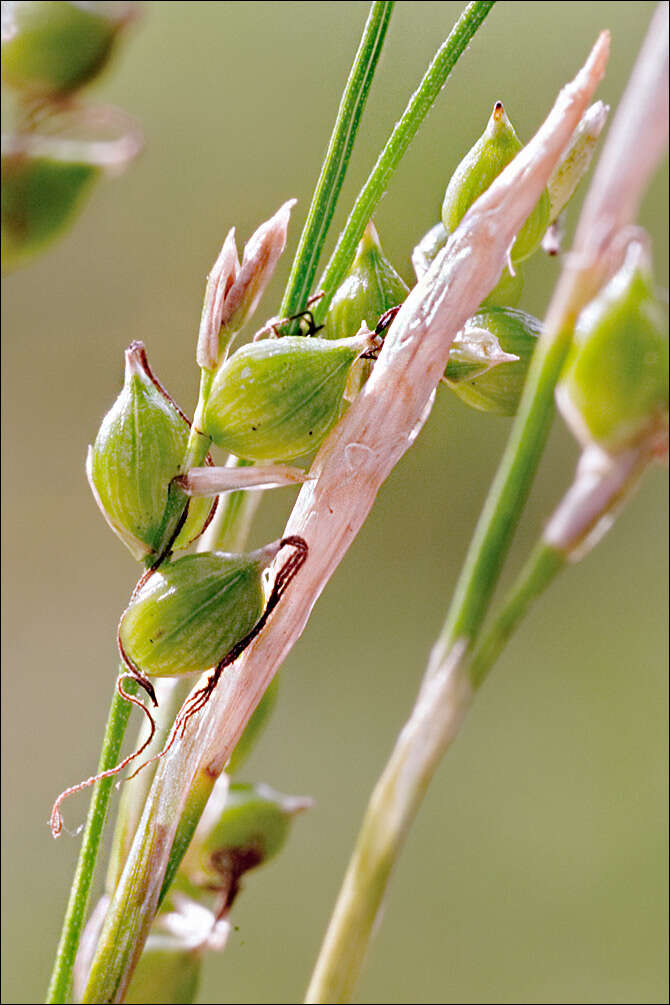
[1,3,668,1002]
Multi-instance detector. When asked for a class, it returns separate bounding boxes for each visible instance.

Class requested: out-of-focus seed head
[546,101,609,223]
[181,779,312,892]
[1,149,99,270]
[445,307,541,416]
[441,101,550,264]
[1,1,136,98]
[87,342,213,560]
[202,331,377,461]
[557,243,669,454]
[2,104,141,271]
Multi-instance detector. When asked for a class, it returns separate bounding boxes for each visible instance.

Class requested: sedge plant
[2,2,664,1003]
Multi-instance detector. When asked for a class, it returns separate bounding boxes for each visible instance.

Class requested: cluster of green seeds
[88,97,638,717]
[62,84,669,985]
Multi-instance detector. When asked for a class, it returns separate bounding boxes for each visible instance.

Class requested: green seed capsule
[202,332,375,461]
[182,781,311,890]
[1,1,133,98]
[445,307,541,416]
[412,220,523,308]
[557,245,669,454]
[442,101,550,264]
[1,149,99,271]
[118,546,277,678]
[326,222,408,397]
[327,222,408,340]
[88,342,212,560]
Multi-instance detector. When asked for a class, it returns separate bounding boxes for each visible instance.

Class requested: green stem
[106,679,192,896]
[312,0,497,324]
[182,368,214,473]
[45,675,138,1004]
[280,1,394,325]
[441,327,573,657]
[305,637,473,1004]
[468,542,564,689]
[159,769,216,906]
[305,544,565,1004]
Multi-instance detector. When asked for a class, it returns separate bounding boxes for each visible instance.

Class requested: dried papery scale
[202,330,382,461]
[442,100,551,265]
[444,306,541,416]
[196,200,296,369]
[1,1,137,99]
[226,675,280,776]
[176,463,310,497]
[412,219,523,308]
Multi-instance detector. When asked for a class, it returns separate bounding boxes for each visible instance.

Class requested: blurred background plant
[1,3,668,1004]
[1,0,141,271]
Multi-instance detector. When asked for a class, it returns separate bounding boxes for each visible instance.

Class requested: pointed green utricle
[119,549,270,678]
[1,151,99,271]
[442,101,550,264]
[202,334,369,461]
[445,307,541,416]
[326,222,408,340]
[326,222,408,397]
[88,342,213,560]
[558,245,669,454]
